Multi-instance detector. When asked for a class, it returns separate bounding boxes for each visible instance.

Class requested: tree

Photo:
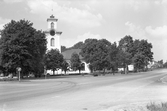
[0,19,47,77]
[132,39,153,71]
[163,61,167,68]
[44,49,63,75]
[71,41,84,49]
[31,30,47,77]
[61,60,69,74]
[133,53,146,72]
[70,53,82,74]
[108,42,119,75]
[63,41,85,51]
[80,39,98,68]
[118,35,133,74]
[81,39,111,73]
[157,60,163,68]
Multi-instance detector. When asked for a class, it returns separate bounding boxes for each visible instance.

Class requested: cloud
[125,21,136,32]
[27,0,103,28]
[125,21,146,39]
[3,0,23,3]
[154,0,167,5]
[125,21,167,40]
[0,17,10,30]
[163,0,167,4]
[125,21,167,61]
[127,0,150,11]
[145,25,167,39]
[60,32,102,47]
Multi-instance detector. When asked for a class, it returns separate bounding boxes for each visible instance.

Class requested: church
[45,15,90,74]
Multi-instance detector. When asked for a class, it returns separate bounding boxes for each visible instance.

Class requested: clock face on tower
[50,29,55,36]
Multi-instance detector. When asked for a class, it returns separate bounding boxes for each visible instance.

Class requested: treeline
[0,19,154,78]
[75,36,154,73]
[62,36,154,74]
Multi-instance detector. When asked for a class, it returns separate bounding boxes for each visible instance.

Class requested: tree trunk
[102,68,105,76]
[79,69,81,74]
[53,70,55,75]
[112,67,115,75]
[124,64,128,74]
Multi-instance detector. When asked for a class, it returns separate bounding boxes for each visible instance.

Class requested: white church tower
[45,15,62,52]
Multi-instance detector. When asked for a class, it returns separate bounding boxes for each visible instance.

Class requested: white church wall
[46,34,61,51]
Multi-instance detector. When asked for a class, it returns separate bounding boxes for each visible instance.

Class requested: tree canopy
[0,19,47,76]
[70,53,82,73]
[80,36,153,73]
[81,39,111,72]
[132,39,153,71]
[44,49,64,75]
[61,59,69,74]
[108,42,119,74]
[118,35,134,70]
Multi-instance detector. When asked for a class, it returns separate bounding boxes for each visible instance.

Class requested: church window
[51,38,55,46]
[51,22,54,29]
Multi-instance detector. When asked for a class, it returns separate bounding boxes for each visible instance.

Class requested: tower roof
[47,15,58,22]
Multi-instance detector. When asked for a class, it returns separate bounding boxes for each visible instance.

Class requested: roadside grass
[146,102,167,111]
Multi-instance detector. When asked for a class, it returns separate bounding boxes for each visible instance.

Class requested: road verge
[160,75,167,84]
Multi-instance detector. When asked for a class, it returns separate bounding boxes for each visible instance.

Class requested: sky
[0,0,167,61]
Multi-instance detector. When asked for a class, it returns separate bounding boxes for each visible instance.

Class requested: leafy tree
[118,35,134,74]
[81,39,111,73]
[64,41,84,51]
[61,60,69,74]
[0,19,47,77]
[31,30,47,77]
[44,49,63,75]
[157,60,163,68]
[80,39,98,67]
[70,53,82,74]
[108,42,119,75]
[72,41,84,49]
[97,39,111,72]
[119,35,134,53]
[132,39,153,71]
[163,61,167,68]
[133,53,146,72]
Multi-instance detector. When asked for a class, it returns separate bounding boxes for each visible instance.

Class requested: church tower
[45,15,62,52]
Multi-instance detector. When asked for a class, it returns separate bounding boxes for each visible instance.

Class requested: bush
[147,102,167,111]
